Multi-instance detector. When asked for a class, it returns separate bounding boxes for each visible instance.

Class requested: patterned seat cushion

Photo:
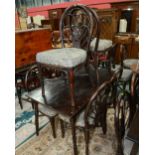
[36,48,87,68]
[90,38,112,52]
[123,59,139,68]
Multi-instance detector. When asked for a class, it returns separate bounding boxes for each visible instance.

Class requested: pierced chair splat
[36,4,95,107]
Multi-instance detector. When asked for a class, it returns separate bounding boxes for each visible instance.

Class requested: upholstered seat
[59,109,95,127]
[36,48,87,68]
[123,137,135,155]
[90,38,113,52]
[123,59,139,68]
[111,64,132,82]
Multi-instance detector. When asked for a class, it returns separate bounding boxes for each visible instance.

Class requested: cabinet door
[96,9,119,40]
[48,9,64,30]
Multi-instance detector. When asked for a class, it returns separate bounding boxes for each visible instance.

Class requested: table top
[27,75,94,119]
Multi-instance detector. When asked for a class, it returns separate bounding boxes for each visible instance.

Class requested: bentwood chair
[58,73,119,155]
[24,65,66,137]
[36,4,96,108]
[114,91,139,155]
[129,68,139,126]
[86,8,116,86]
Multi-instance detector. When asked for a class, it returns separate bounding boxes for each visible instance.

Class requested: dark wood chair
[114,69,139,155]
[111,44,133,98]
[114,90,130,155]
[115,95,139,155]
[130,69,139,126]
[88,14,117,85]
[58,73,119,155]
[24,65,66,137]
[36,4,99,108]
[15,63,37,109]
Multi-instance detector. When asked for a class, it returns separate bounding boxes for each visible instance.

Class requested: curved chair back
[59,4,95,51]
[114,89,131,154]
[84,73,118,129]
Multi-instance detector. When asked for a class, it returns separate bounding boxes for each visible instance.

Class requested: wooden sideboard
[15,28,52,69]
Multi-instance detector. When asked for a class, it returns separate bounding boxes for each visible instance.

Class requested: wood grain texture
[15,28,52,69]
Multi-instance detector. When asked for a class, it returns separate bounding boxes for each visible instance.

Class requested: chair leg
[31,102,34,109]
[16,87,23,109]
[49,117,56,138]
[60,119,65,138]
[71,119,78,155]
[34,102,39,136]
[68,69,75,107]
[102,105,107,135]
[84,129,90,155]
[37,64,46,98]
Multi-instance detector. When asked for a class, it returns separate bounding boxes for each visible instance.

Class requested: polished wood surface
[15,28,52,69]
[130,63,139,73]
[114,33,139,63]
[96,8,119,40]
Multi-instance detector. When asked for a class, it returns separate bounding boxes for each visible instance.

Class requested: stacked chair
[24,4,138,155]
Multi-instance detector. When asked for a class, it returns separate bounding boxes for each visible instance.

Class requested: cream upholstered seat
[36,48,87,68]
[111,64,132,82]
[123,59,139,68]
[90,38,113,52]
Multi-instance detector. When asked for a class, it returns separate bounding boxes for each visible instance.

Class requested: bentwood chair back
[36,4,97,107]
[58,72,120,155]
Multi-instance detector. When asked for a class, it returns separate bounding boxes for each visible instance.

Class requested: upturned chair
[24,65,66,137]
[58,72,120,155]
[36,4,96,107]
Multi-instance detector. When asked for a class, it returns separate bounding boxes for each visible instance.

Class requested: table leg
[34,101,39,136]
[16,86,23,109]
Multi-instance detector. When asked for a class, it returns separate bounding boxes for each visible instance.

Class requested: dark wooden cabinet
[96,8,119,41]
[48,8,65,30]
[111,1,139,63]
